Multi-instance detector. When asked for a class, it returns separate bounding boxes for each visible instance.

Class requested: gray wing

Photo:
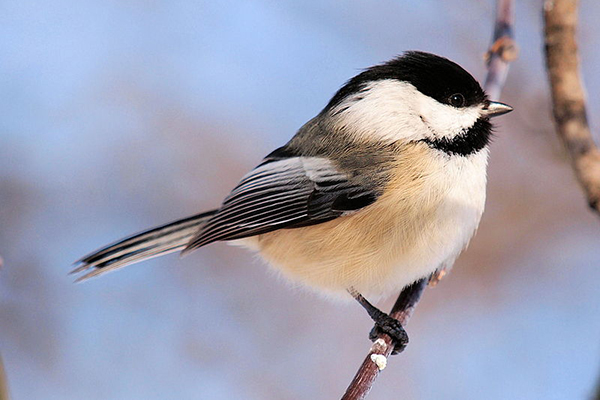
[184,156,379,251]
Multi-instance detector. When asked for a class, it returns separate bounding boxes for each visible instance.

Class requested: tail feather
[72,210,217,282]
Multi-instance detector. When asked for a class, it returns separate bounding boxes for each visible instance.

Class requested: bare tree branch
[485,0,518,100]
[543,0,600,214]
[341,279,427,400]
[543,1,600,398]
[0,354,9,400]
[340,1,516,398]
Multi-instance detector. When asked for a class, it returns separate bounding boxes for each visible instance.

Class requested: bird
[73,51,512,352]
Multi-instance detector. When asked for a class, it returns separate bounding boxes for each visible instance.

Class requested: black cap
[324,51,486,112]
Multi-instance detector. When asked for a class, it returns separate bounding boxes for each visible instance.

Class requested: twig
[543,0,600,214]
[340,1,516,398]
[484,0,518,99]
[341,279,427,400]
[0,354,9,400]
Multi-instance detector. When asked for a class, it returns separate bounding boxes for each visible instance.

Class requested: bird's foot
[347,287,409,355]
[368,314,409,355]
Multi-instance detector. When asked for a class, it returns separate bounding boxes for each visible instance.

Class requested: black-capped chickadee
[74,51,512,351]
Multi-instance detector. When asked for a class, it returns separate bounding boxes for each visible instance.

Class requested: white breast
[401,148,489,286]
[240,146,489,299]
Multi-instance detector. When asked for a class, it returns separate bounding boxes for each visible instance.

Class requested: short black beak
[483,101,513,118]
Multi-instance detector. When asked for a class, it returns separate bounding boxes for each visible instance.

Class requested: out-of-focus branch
[543,0,600,214]
[339,1,516,398]
[484,0,518,99]
[0,354,9,400]
[543,1,600,398]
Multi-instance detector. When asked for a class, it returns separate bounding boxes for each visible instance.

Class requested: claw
[369,318,409,355]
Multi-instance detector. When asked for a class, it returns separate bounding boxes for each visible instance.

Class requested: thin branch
[0,262,8,400]
[340,1,516,398]
[341,279,427,400]
[0,354,9,400]
[543,0,600,214]
[484,0,518,99]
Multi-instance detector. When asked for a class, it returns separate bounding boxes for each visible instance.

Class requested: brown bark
[543,1,600,399]
[0,354,9,400]
[341,279,427,400]
[544,0,600,213]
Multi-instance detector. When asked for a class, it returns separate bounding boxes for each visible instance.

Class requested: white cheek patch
[417,96,481,141]
[329,80,426,142]
[329,80,483,143]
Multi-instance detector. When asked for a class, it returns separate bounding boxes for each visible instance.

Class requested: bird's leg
[347,287,408,355]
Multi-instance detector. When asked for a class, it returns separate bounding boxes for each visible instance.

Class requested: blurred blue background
[2,1,600,399]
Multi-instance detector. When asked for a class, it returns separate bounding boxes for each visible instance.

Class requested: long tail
[72,210,217,282]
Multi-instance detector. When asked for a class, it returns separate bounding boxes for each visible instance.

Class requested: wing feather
[184,156,379,251]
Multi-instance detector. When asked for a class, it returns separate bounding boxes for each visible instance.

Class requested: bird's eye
[448,93,466,108]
